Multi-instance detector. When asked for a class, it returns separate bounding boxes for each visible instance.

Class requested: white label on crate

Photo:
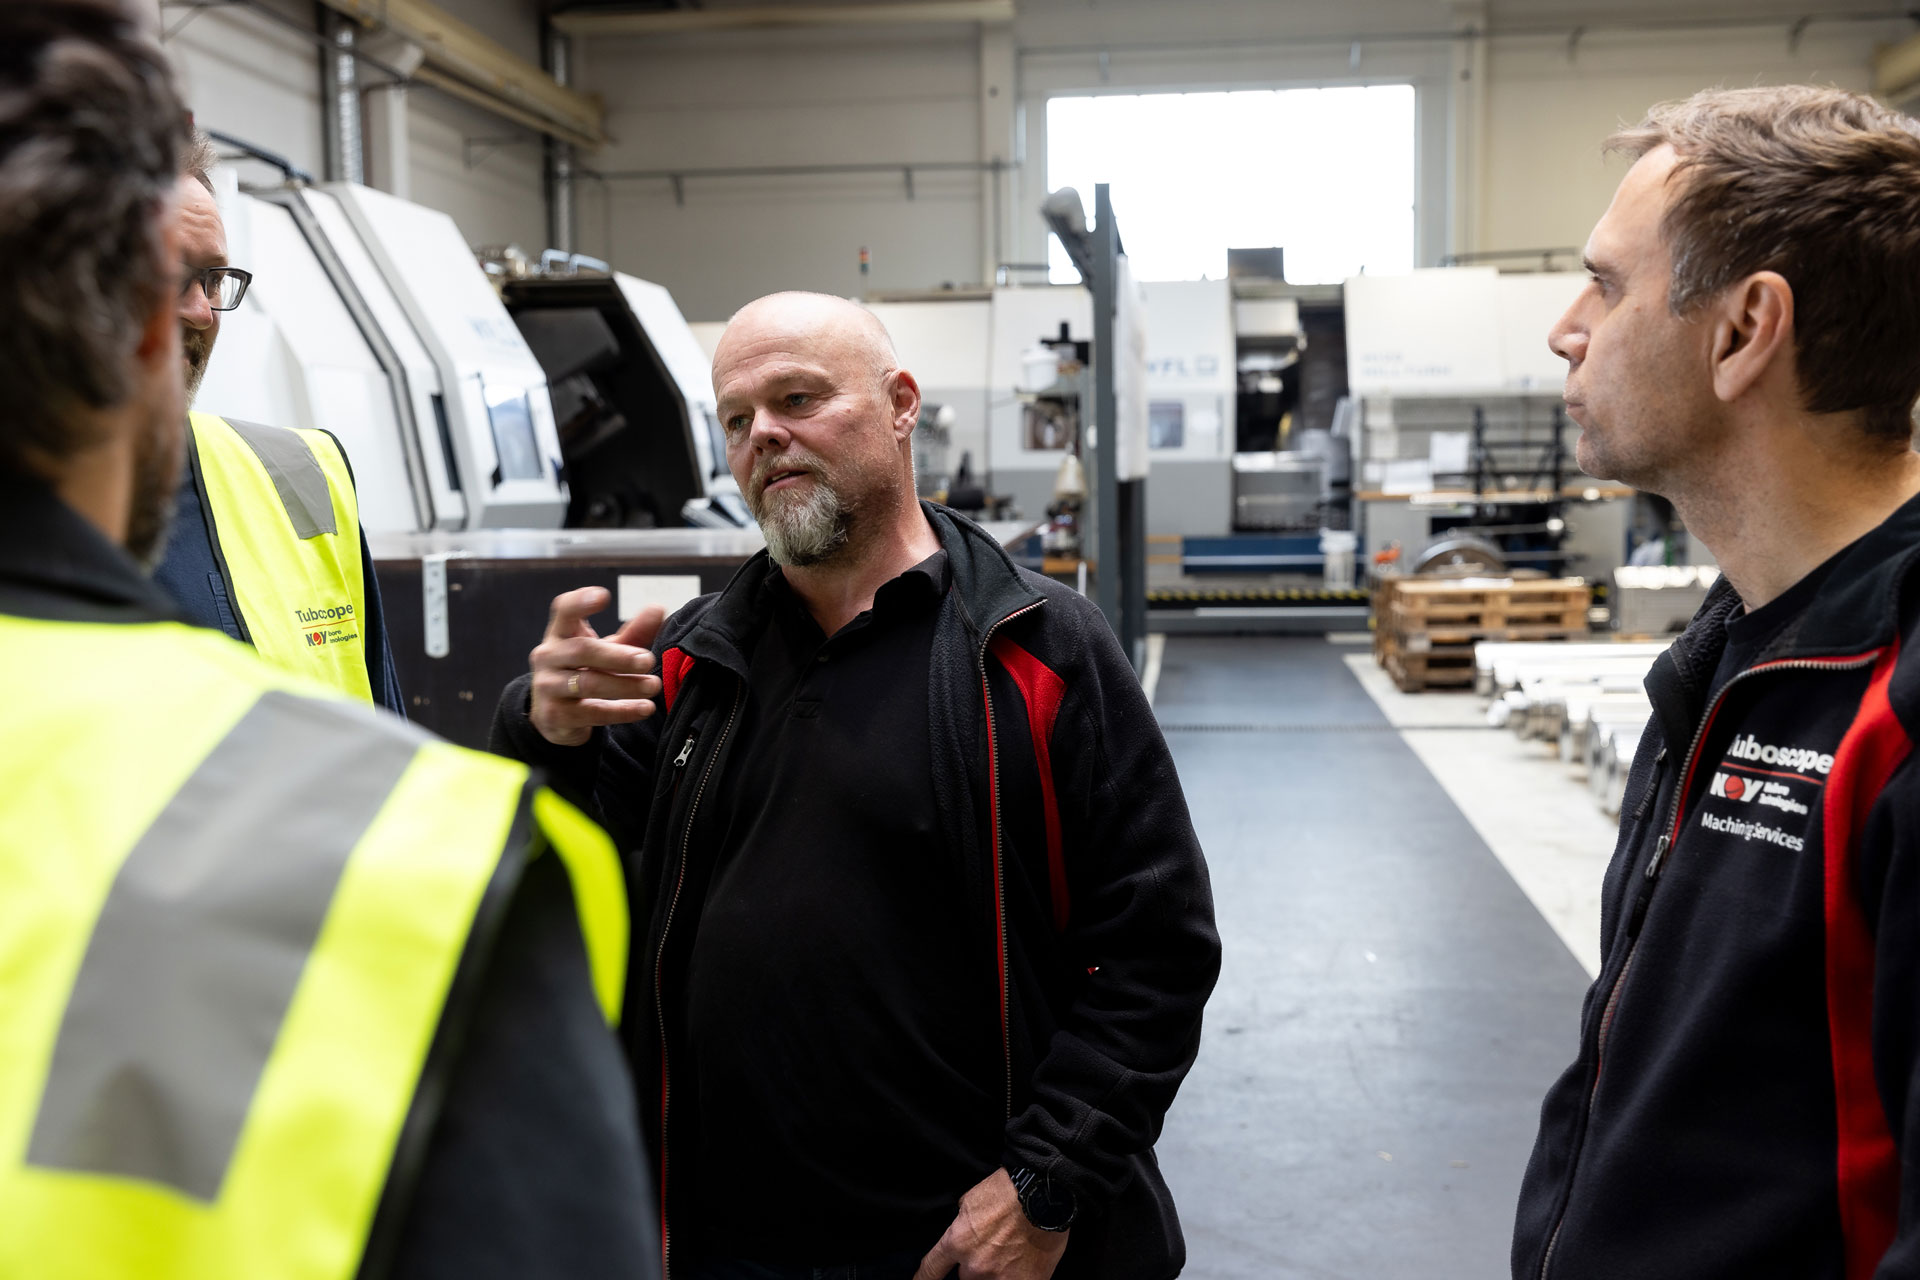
[618,575,702,623]
[1405,634,1432,654]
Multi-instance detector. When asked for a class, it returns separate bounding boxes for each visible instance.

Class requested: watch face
[1015,1171,1076,1231]
[1028,1190,1075,1231]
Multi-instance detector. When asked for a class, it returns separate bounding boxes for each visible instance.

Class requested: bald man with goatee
[492,292,1220,1280]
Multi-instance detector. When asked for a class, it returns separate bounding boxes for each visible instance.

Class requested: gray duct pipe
[544,25,576,255]
[319,7,364,185]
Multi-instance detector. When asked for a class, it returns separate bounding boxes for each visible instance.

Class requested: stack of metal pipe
[1475,641,1671,816]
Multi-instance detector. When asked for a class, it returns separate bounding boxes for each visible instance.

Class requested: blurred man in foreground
[0,5,656,1276]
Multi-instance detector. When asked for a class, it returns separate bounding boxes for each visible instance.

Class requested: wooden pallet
[1394,623,1589,647]
[1373,576,1592,690]
[1389,579,1591,631]
[1385,648,1478,692]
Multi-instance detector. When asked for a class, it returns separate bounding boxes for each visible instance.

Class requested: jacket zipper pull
[1622,834,1675,942]
[673,735,696,768]
[1631,748,1669,823]
[1643,834,1671,882]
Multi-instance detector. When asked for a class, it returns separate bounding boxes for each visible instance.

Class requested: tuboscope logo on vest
[294,601,360,649]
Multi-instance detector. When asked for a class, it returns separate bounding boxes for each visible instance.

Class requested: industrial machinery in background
[1343,267,1635,606]
[197,168,743,537]
[1227,247,1352,535]
[500,266,750,530]
[1013,322,1092,560]
[195,176,563,532]
[190,156,914,749]
[1131,250,1370,634]
[852,267,1367,634]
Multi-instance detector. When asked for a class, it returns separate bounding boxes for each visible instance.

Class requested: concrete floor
[1340,652,1620,978]
[1150,635,1591,1280]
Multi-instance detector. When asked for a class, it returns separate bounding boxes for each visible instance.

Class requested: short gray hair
[0,0,188,475]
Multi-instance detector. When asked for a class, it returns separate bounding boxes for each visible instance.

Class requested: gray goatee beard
[753,474,852,567]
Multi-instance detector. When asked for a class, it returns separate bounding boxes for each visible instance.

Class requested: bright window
[1046,85,1416,285]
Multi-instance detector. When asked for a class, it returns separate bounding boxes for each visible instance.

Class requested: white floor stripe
[1343,653,1612,978]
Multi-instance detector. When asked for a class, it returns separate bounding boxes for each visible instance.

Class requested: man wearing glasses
[150,131,406,711]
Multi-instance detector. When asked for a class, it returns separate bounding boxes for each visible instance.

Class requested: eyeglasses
[180,265,252,311]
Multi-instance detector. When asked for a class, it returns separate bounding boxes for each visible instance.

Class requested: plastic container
[1319,529,1358,590]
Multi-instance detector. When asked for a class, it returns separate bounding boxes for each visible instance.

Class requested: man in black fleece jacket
[1513,87,1920,1280]
[492,292,1220,1280]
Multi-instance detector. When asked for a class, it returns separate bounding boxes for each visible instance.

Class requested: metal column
[1088,183,1147,671]
[318,6,363,185]
[544,25,576,254]
[1090,184,1121,643]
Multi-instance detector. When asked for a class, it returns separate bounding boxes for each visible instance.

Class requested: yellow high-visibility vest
[0,615,628,1280]
[190,413,374,704]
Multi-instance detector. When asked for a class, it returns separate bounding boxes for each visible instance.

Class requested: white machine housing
[194,176,458,533]
[330,183,569,529]
[613,273,745,520]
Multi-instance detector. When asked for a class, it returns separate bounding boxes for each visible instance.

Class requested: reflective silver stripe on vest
[223,418,339,539]
[26,690,421,1200]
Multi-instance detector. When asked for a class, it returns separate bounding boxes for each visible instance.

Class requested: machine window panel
[1150,400,1186,449]
[483,381,544,483]
[703,407,730,479]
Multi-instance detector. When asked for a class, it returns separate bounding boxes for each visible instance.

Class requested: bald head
[711,291,924,567]
[715,291,898,391]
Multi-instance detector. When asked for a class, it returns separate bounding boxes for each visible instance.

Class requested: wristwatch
[1007,1165,1077,1232]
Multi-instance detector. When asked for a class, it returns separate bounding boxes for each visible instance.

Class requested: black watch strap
[1008,1165,1077,1232]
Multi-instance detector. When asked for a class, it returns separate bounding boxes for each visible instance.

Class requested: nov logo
[306,630,327,647]
[1710,772,1760,803]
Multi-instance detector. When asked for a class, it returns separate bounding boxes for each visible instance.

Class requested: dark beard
[125,403,185,571]
[182,329,212,404]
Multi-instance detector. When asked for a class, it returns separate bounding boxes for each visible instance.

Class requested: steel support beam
[553,2,1014,37]
[317,0,604,147]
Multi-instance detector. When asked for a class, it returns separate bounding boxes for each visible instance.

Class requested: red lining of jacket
[1823,640,1909,1280]
[660,646,694,714]
[990,633,1071,932]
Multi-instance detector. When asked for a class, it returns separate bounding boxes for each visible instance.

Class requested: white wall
[163,0,547,252]
[168,0,325,179]
[572,25,990,322]
[1479,24,1899,258]
[566,1,1908,321]
[406,91,547,251]
[165,1,1913,321]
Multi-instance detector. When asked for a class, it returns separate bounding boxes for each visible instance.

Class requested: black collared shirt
[684,550,1003,1263]
[1707,542,1853,703]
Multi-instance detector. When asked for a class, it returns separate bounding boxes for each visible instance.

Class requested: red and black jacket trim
[491,503,1220,1280]
[1512,491,1920,1280]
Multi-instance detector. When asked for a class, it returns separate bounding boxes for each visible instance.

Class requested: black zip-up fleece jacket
[1513,491,1920,1280]
[493,503,1221,1279]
